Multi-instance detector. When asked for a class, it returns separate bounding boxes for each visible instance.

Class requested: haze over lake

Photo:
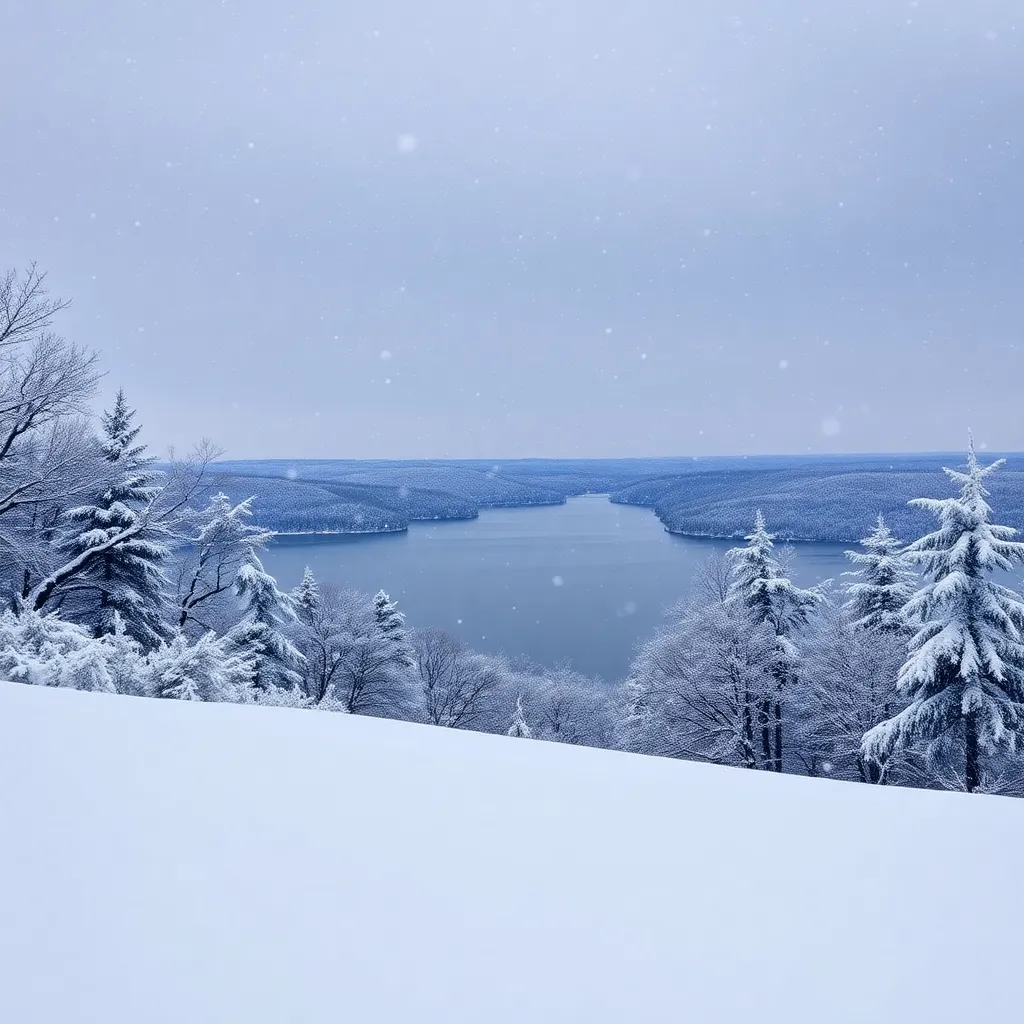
[262,495,851,680]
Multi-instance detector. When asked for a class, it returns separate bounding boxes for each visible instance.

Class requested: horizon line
[209,448,1024,464]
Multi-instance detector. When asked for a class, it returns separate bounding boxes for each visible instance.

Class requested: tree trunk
[742,687,757,769]
[759,697,772,770]
[773,696,783,773]
[965,714,980,793]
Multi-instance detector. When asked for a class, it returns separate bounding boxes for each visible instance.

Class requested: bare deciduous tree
[292,582,353,704]
[0,266,105,604]
[0,264,70,349]
[791,602,909,783]
[629,599,779,767]
[310,589,420,718]
[414,627,504,729]
[532,664,615,747]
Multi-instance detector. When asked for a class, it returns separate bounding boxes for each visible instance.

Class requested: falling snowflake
[552,576,564,587]
[397,134,418,154]
[821,416,842,437]
[779,359,789,369]
[380,349,393,361]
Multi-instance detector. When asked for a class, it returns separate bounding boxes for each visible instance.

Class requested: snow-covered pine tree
[226,554,305,696]
[843,515,916,632]
[728,510,820,771]
[615,676,653,753]
[862,441,1024,793]
[373,589,413,665]
[0,607,143,693]
[146,631,256,703]
[293,567,322,625]
[57,389,169,648]
[507,694,532,738]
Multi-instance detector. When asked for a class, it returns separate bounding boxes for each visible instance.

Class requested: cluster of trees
[0,266,614,739]
[623,454,1024,795]
[4,264,1024,796]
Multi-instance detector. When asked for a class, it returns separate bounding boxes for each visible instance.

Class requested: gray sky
[2,1,1022,459]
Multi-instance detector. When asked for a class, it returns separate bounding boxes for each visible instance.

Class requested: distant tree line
[3,264,1024,796]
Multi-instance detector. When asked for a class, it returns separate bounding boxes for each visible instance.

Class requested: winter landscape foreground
[1,681,1021,1024]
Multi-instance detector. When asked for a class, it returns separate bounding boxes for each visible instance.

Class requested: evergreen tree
[507,694,532,738]
[863,442,1024,792]
[226,554,305,695]
[616,676,653,753]
[0,607,143,693]
[373,589,413,666]
[57,389,169,648]
[146,631,256,702]
[293,567,322,625]
[843,515,916,632]
[727,510,820,771]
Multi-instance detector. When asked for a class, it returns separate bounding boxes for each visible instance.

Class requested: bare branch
[0,264,71,350]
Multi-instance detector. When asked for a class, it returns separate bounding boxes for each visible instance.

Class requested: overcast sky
[2,1,1022,459]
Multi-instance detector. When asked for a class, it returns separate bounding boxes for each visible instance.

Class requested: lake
[262,494,854,681]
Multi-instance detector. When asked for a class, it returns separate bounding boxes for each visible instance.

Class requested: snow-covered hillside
[1,683,1020,1023]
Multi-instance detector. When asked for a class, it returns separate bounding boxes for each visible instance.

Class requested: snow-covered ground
[1,682,1020,1023]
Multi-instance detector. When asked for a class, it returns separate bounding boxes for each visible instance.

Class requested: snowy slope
[1,683,1020,1024]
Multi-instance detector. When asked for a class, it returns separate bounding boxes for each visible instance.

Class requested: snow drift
[0,682,1020,1023]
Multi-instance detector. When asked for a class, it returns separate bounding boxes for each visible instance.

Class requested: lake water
[262,494,853,681]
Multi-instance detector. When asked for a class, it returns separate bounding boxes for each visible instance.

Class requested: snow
[1,682,1022,1023]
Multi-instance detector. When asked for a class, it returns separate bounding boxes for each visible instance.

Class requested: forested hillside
[218,454,1024,541]
[611,463,1024,542]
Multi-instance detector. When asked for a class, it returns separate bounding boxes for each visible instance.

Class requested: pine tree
[843,515,916,632]
[728,510,820,771]
[862,441,1024,792]
[293,567,322,625]
[0,607,143,693]
[227,553,305,695]
[373,589,413,666]
[507,694,532,738]
[616,676,652,752]
[146,631,256,703]
[58,389,168,648]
